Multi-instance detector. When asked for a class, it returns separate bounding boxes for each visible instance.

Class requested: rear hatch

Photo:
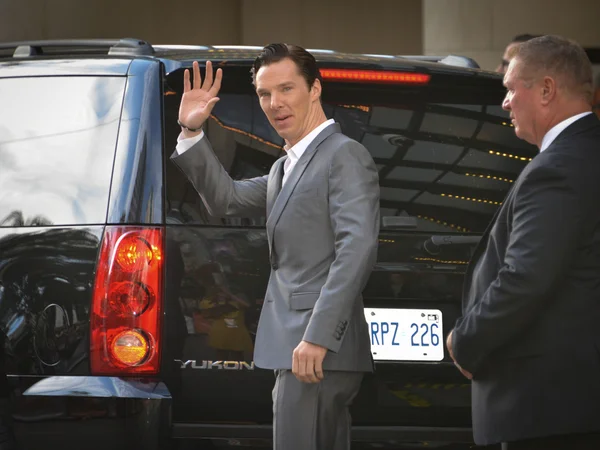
[0,62,128,388]
[161,61,538,434]
[0,56,165,396]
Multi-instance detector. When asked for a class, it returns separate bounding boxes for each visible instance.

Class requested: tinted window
[164,68,538,232]
[0,76,126,227]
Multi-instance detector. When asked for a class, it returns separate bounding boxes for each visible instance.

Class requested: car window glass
[164,70,537,233]
[0,76,125,227]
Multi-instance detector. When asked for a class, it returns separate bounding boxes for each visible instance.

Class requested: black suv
[0,38,538,450]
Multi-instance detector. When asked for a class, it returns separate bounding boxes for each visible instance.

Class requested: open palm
[178,60,223,130]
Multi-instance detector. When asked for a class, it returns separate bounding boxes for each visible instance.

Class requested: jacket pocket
[290,292,320,310]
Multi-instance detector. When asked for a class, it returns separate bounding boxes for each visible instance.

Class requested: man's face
[496,42,520,73]
[255,58,321,147]
[502,58,543,146]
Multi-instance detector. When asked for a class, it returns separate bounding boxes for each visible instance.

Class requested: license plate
[364,308,444,361]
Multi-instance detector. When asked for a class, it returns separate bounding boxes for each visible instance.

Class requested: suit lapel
[267,157,286,219]
[266,123,340,258]
[462,178,519,310]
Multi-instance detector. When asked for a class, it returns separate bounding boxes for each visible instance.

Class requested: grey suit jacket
[171,123,380,372]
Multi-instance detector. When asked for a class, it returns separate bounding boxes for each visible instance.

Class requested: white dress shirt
[539,111,592,152]
[176,118,336,187]
[280,119,334,186]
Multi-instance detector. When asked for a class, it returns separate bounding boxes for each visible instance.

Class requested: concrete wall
[241,0,423,55]
[2,0,599,72]
[0,0,422,55]
[423,0,600,71]
[0,0,242,44]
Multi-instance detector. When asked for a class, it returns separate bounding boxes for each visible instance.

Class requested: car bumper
[8,376,171,450]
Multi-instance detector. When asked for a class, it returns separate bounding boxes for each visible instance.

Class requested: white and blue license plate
[364,308,444,361]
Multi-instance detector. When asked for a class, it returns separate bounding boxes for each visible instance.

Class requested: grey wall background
[423,0,600,70]
[1,0,599,71]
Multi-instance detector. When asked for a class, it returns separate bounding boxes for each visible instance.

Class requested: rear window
[164,67,538,233]
[0,76,125,227]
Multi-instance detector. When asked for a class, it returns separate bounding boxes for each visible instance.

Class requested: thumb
[206,97,220,110]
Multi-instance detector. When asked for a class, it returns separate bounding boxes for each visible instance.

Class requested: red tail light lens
[91,227,164,375]
[108,281,153,316]
[320,69,430,84]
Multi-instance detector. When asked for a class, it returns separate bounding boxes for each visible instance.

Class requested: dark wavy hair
[251,43,322,91]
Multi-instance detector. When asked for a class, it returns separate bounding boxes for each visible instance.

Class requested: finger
[206,97,220,112]
[193,61,201,90]
[203,61,213,91]
[209,68,223,97]
[183,69,191,93]
[314,355,324,382]
[299,353,309,383]
[307,356,319,384]
[455,362,472,379]
[292,349,299,378]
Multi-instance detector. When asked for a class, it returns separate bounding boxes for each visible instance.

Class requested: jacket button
[271,262,278,270]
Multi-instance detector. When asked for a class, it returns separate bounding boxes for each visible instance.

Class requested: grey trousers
[272,369,364,450]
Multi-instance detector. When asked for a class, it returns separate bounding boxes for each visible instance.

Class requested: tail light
[91,226,164,375]
[320,69,430,84]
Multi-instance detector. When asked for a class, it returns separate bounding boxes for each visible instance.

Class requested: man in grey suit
[171,44,380,450]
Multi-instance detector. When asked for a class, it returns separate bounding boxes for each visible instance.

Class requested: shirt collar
[284,119,335,162]
[539,111,593,152]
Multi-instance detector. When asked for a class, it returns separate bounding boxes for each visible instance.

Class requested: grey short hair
[514,35,593,103]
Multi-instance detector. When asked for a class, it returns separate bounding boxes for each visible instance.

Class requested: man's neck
[285,112,329,149]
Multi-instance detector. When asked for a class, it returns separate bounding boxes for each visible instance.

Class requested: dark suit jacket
[452,113,600,445]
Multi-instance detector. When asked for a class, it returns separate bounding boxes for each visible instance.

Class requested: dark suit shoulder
[514,150,599,220]
[532,139,600,179]
[523,151,584,186]
[545,113,600,158]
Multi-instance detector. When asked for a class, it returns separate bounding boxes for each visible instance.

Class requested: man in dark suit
[447,35,600,449]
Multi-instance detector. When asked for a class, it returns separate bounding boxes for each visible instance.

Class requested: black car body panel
[0,40,541,449]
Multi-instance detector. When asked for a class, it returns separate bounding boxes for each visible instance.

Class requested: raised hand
[178,60,223,136]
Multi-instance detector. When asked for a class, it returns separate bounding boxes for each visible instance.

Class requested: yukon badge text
[175,360,255,370]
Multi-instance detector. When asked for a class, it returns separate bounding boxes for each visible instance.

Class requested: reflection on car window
[164,75,538,233]
[0,76,125,227]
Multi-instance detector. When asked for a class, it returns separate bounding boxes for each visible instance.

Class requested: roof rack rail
[0,38,154,58]
[398,54,480,69]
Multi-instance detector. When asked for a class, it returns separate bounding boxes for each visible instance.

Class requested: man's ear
[541,76,557,106]
[310,78,322,102]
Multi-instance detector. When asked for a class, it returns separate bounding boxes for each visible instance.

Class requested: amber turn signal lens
[110,330,150,366]
[115,234,159,273]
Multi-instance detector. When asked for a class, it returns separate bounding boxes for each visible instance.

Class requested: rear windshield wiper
[381,215,418,229]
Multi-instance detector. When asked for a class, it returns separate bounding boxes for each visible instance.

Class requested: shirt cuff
[176,130,205,155]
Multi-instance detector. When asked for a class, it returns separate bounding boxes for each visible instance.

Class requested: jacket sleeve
[170,135,267,217]
[302,140,380,352]
[452,155,588,373]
